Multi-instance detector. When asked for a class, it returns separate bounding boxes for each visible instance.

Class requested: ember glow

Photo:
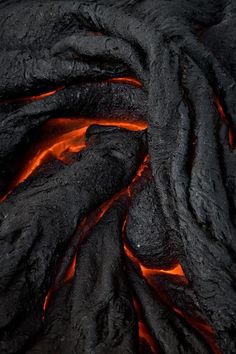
[124,242,185,277]
[0,87,62,104]
[63,256,77,283]
[21,89,61,102]
[55,155,150,289]
[122,203,220,354]
[107,77,143,88]
[133,298,159,353]
[173,307,221,354]
[125,239,220,354]
[41,154,150,306]
[122,215,186,280]
[0,76,142,105]
[40,143,219,354]
[1,75,221,353]
[215,96,235,148]
[16,118,147,186]
[0,118,147,202]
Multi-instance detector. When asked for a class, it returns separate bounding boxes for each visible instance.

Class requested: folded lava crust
[0,1,236,353]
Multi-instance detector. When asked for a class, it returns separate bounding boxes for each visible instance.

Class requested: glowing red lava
[0,87,62,104]
[215,96,234,148]
[133,298,159,353]
[107,77,143,88]
[0,76,221,354]
[0,118,147,203]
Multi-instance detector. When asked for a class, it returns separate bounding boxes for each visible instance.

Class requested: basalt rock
[27,198,138,354]
[0,1,236,353]
[0,127,146,353]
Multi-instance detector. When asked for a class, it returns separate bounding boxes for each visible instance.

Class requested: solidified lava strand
[1,1,236,353]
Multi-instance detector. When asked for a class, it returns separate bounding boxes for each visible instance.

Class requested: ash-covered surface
[0,1,236,353]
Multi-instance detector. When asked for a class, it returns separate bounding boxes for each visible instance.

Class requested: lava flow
[0,117,147,202]
[39,147,220,354]
[133,297,159,353]
[124,239,186,280]
[215,96,234,148]
[0,87,62,104]
[61,154,186,285]
[0,76,142,105]
[0,75,221,353]
[123,233,220,354]
[107,77,143,88]
[42,154,186,354]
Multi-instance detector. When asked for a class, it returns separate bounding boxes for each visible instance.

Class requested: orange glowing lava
[41,147,220,354]
[0,118,147,203]
[215,96,234,148]
[38,122,147,315]
[129,248,220,353]
[133,298,158,353]
[127,238,220,354]
[173,307,221,354]
[52,153,184,299]
[42,288,53,317]
[17,118,147,187]
[0,75,143,105]
[63,256,77,283]
[57,192,127,289]
[123,239,186,279]
[0,88,62,104]
[127,155,150,197]
[107,77,143,88]
[3,76,221,354]
[58,185,129,287]
[139,323,157,352]
[24,89,60,102]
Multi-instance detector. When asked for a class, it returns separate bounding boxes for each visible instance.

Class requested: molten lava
[133,298,159,353]
[0,76,142,105]
[1,75,221,353]
[1,118,147,202]
[41,151,187,354]
[173,307,221,354]
[39,143,220,353]
[63,256,77,283]
[20,89,61,102]
[0,87,62,104]
[16,118,147,187]
[215,96,234,148]
[107,77,143,88]
[124,242,186,279]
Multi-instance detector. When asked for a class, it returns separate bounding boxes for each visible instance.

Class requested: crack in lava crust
[41,152,219,354]
[0,117,148,203]
[0,70,226,354]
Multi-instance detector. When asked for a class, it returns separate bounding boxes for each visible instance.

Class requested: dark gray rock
[0,0,236,353]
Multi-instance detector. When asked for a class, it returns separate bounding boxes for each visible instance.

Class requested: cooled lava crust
[0,1,236,354]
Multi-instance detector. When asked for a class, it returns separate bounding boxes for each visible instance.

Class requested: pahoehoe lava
[0,1,236,353]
